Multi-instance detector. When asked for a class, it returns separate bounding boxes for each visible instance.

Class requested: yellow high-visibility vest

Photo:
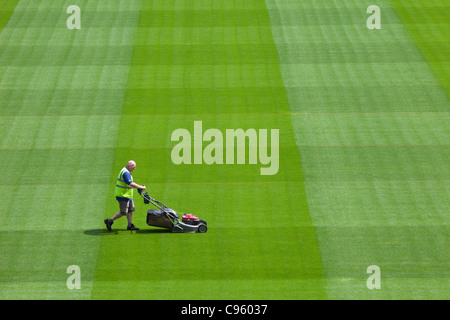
[114,167,133,199]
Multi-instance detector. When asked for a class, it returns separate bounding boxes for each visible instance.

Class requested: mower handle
[138,189,169,210]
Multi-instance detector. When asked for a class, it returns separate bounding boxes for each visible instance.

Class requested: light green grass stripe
[0,0,140,299]
[267,0,449,299]
[0,115,119,150]
[292,112,450,146]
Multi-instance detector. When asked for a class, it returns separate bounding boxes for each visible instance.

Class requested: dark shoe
[127,224,139,231]
[104,219,113,231]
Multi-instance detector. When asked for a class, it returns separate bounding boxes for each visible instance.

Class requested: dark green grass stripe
[0,44,282,66]
[0,0,19,30]
[389,0,450,95]
[137,9,275,28]
[92,0,326,299]
[393,5,450,24]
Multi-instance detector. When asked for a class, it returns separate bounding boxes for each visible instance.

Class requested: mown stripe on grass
[91,0,326,299]
[267,0,449,298]
[388,0,450,94]
[0,0,141,299]
[0,0,20,31]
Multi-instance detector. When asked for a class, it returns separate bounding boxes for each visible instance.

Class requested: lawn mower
[138,189,207,233]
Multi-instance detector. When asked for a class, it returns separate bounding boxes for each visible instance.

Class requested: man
[104,160,146,231]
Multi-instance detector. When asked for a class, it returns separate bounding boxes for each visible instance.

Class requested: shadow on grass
[83,228,170,236]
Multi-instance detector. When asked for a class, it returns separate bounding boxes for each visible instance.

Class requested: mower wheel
[197,224,207,233]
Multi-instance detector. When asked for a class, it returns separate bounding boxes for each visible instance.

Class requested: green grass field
[0,0,448,300]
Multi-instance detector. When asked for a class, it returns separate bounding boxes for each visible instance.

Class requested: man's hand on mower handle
[130,182,146,190]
